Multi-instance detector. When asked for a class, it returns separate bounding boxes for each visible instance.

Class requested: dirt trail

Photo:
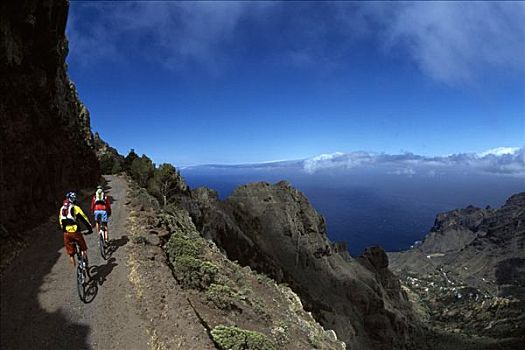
[1,175,149,349]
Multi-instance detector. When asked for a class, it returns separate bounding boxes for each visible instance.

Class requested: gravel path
[1,175,149,349]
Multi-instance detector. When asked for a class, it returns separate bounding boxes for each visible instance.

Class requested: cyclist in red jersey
[91,186,112,242]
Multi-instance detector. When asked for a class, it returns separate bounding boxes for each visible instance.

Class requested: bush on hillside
[130,155,154,188]
[211,325,277,350]
[165,234,203,257]
[171,255,218,289]
[165,231,218,289]
[147,163,188,207]
[99,153,123,174]
[123,149,139,173]
[206,283,236,310]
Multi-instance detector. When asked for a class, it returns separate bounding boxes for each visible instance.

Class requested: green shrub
[123,149,139,173]
[163,225,219,289]
[211,325,277,350]
[250,297,269,318]
[130,155,154,188]
[147,163,189,206]
[172,255,218,289]
[206,283,236,310]
[165,234,203,259]
[270,321,289,345]
[99,153,118,174]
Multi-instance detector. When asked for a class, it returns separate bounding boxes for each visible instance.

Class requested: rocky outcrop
[182,181,422,349]
[126,179,347,350]
[93,132,125,174]
[418,205,489,254]
[389,193,525,345]
[0,1,100,250]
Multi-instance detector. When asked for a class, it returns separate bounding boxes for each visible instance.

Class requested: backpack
[95,191,106,205]
[60,202,76,227]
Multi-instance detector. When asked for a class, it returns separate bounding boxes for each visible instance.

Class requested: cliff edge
[180,181,423,349]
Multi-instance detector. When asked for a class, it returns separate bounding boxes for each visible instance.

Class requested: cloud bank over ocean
[188,147,525,177]
[302,147,524,175]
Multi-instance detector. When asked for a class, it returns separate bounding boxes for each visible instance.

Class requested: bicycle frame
[98,221,108,260]
[73,241,87,302]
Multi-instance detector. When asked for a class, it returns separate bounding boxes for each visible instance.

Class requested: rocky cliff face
[93,132,125,174]
[418,205,489,254]
[0,1,100,248]
[180,181,422,349]
[389,193,525,346]
[127,179,347,350]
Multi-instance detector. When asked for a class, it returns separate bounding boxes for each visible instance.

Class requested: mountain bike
[73,240,88,302]
[97,218,108,260]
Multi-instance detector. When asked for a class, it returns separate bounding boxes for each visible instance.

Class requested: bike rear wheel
[98,230,107,260]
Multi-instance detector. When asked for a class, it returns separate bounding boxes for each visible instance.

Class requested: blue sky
[67,1,525,166]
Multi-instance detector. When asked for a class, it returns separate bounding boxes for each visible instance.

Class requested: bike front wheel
[98,231,107,260]
[76,263,86,302]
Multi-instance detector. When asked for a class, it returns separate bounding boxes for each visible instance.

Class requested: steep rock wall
[0,0,100,237]
[183,181,423,349]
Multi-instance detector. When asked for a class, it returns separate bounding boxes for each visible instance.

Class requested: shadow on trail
[0,224,91,349]
[89,257,118,287]
[106,235,129,258]
[83,235,129,303]
[83,273,99,304]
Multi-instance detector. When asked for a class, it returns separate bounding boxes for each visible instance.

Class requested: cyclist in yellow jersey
[59,192,93,266]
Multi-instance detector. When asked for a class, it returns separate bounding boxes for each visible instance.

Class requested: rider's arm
[105,196,112,215]
[58,212,63,231]
[90,196,95,213]
[74,206,92,232]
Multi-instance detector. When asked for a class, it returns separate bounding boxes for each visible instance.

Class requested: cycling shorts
[94,210,108,223]
[64,231,87,256]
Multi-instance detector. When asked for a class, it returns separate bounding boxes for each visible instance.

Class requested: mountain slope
[126,178,347,350]
[389,193,525,344]
[178,181,424,349]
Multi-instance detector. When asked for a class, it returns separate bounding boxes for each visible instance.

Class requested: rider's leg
[95,221,100,236]
[64,232,76,267]
[101,211,109,242]
[77,232,88,265]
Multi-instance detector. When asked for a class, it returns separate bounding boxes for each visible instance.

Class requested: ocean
[182,168,524,256]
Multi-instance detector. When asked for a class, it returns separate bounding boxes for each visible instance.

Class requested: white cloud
[373,2,525,85]
[67,2,274,72]
[67,2,525,83]
[303,152,376,173]
[188,147,525,176]
[301,147,525,175]
[478,147,520,157]
[303,152,344,172]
